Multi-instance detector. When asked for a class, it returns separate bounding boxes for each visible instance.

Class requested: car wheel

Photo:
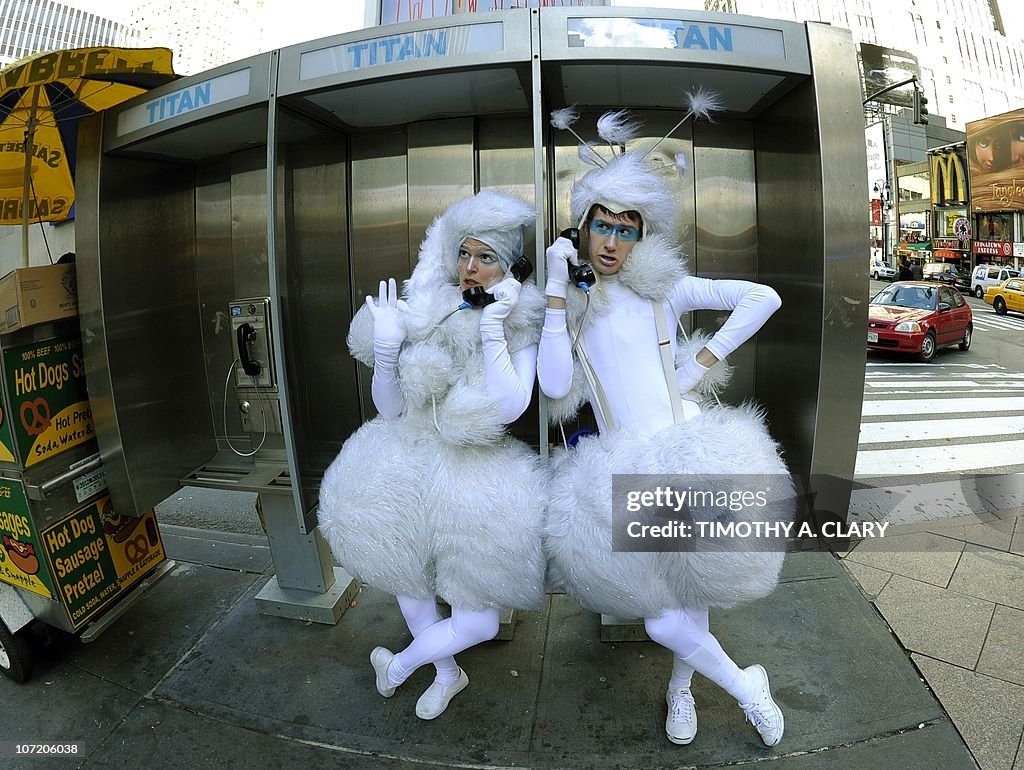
[872,272,879,280]
[959,324,972,351]
[975,286,985,298]
[917,331,936,363]
[994,297,1007,315]
[0,620,33,683]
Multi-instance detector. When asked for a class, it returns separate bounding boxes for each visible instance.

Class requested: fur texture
[321,190,547,610]
[596,110,642,147]
[544,404,794,614]
[570,152,680,238]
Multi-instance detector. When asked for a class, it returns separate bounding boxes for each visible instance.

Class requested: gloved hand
[545,236,578,299]
[676,352,712,402]
[365,278,407,346]
[480,275,522,325]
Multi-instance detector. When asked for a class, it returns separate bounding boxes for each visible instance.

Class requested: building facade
[0,0,140,68]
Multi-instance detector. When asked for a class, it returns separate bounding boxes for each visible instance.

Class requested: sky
[61,0,1024,50]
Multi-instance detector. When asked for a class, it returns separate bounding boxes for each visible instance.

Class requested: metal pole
[21,85,41,267]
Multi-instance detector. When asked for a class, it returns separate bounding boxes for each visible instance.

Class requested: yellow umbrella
[0,46,176,265]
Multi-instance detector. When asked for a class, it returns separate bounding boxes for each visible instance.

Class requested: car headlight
[894,321,922,333]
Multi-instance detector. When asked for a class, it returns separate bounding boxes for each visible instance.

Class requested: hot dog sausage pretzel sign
[0,478,55,598]
[40,497,165,630]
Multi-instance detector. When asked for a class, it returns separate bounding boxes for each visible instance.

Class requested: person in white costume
[319,190,546,721]
[538,150,794,747]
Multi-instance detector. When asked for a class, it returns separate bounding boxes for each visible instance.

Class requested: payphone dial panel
[229,297,276,389]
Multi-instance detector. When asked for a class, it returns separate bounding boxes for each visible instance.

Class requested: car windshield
[871,284,938,310]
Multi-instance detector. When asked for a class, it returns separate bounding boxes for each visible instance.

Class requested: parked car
[983,277,1024,316]
[922,262,963,286]
[869,259,896,281]
[970,264,1021,298]
[867,281,973,362]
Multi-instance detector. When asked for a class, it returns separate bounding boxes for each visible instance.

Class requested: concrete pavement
[2,515,989,769]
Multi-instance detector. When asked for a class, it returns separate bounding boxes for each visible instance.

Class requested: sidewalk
[4,523,983,769]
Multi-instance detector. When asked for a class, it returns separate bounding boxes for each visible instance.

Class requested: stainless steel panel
[693,119,757,400]
[408,119,475,255]
[76,115,216,517]
[350,130,409,418]
[230,148,272,299]
[275,123,360,519]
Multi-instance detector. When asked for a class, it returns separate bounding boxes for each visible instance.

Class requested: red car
[867,281,972,362]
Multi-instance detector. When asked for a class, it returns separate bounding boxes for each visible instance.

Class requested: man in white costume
[538,151,792,747]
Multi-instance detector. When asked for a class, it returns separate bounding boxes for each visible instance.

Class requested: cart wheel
[0,619,33,683]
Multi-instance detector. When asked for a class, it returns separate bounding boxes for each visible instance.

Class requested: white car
[971,264,1021,298]
[870,259,897,280]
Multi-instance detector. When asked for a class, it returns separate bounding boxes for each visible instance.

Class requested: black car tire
[872,272,879,280]
[0,619,33,683]
[959,324,972,351]
[975,286,985,298]
[917,331,937,363]
[994,297,1007,315]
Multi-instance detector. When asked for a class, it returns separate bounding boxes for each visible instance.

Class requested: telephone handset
[236,322,262,377]
[559,228,595,292]
[461,255,535,308]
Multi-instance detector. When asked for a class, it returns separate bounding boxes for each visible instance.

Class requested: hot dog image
[2,534,39,575]
[98,500,142,544]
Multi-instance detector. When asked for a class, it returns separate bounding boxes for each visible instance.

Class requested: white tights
[390,595,500,688]
[644,608,755,705]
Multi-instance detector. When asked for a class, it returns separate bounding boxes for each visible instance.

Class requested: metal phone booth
[74,8,866,628]
[538,8,867,520]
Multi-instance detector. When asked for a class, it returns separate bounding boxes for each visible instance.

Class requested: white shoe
[665,687,697,745]
[415,669,469,720]
[739,664,784,747]
[370,646,396,697]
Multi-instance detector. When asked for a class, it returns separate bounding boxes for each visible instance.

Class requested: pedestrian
[319,190,546,720]
[910,261,923,280]
[898,260,913,281]
[538,136,794,748]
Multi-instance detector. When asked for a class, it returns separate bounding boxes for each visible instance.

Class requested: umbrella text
[1,140,62,168]
[2,49,163,90]
[0,196,69,221]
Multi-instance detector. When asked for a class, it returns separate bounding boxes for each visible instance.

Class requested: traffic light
[913,88,929,125]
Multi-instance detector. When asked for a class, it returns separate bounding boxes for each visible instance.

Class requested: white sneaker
[665,687,697,745]
[415,669,470,720]
[739,664,784,747]
[370,646,396,698]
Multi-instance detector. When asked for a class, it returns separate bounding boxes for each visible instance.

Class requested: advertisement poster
[0,478,54,598]
[860,43,920,108]
[41,498,165,630]
[3,335,94,467]
[967,107,1024,212]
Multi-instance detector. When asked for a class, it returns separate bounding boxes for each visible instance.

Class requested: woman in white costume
[539,150,794,747]
[319,190,546,721]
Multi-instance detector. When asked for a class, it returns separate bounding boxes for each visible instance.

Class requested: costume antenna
[550,106,607,167]
[642,86,724,160]
[597,110,642,154]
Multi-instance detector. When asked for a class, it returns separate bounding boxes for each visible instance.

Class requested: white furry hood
[570,151,679,238]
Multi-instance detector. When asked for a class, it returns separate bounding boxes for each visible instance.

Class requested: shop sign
[41,499,165,630]
[1015,243,1024,258]
[973,240,1013,256]
[0,478,54,599]
[931,152,967,203]
[870,199,882,226]
[953,217,972,240]
[3,336,94,467]
[933,249,961,260]
[932,238,965,249]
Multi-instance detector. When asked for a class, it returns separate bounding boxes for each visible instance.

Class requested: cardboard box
[0,263,78,334]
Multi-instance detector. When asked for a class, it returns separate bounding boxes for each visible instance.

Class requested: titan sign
[967,106,1024,212]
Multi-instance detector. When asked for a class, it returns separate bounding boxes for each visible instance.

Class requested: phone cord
[222,358,269,457]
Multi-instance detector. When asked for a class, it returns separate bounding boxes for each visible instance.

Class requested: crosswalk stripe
[862,397,1024,416]
[865,371,1015,378]
[868,389,1024,396]
[855,439,1024,475]
[864,380,1024,388]
[859,415,1024,444]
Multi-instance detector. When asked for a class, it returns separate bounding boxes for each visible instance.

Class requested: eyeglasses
[589,219,641,242]
[458,250,500,266]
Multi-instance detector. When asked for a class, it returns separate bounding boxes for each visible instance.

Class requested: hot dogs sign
[1,335,94,467]
[0,479,165,629]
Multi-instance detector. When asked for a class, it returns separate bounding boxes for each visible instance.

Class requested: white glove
[676,353,712,402]
[480,275,522,325]
[545,237,578,299]
[364,278,407,346]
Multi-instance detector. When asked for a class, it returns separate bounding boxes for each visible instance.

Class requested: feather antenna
[578,142,607,168]
[596,110,641,150]
[551,105,601,160]
[641,86,724,160]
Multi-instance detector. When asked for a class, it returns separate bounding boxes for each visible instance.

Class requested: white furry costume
[540,153,795,616]
[319,191,547,611]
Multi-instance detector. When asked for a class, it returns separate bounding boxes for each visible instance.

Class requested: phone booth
[74,8,867,624]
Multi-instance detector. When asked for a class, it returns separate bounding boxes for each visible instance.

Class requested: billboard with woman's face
[967,108,1024,212]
